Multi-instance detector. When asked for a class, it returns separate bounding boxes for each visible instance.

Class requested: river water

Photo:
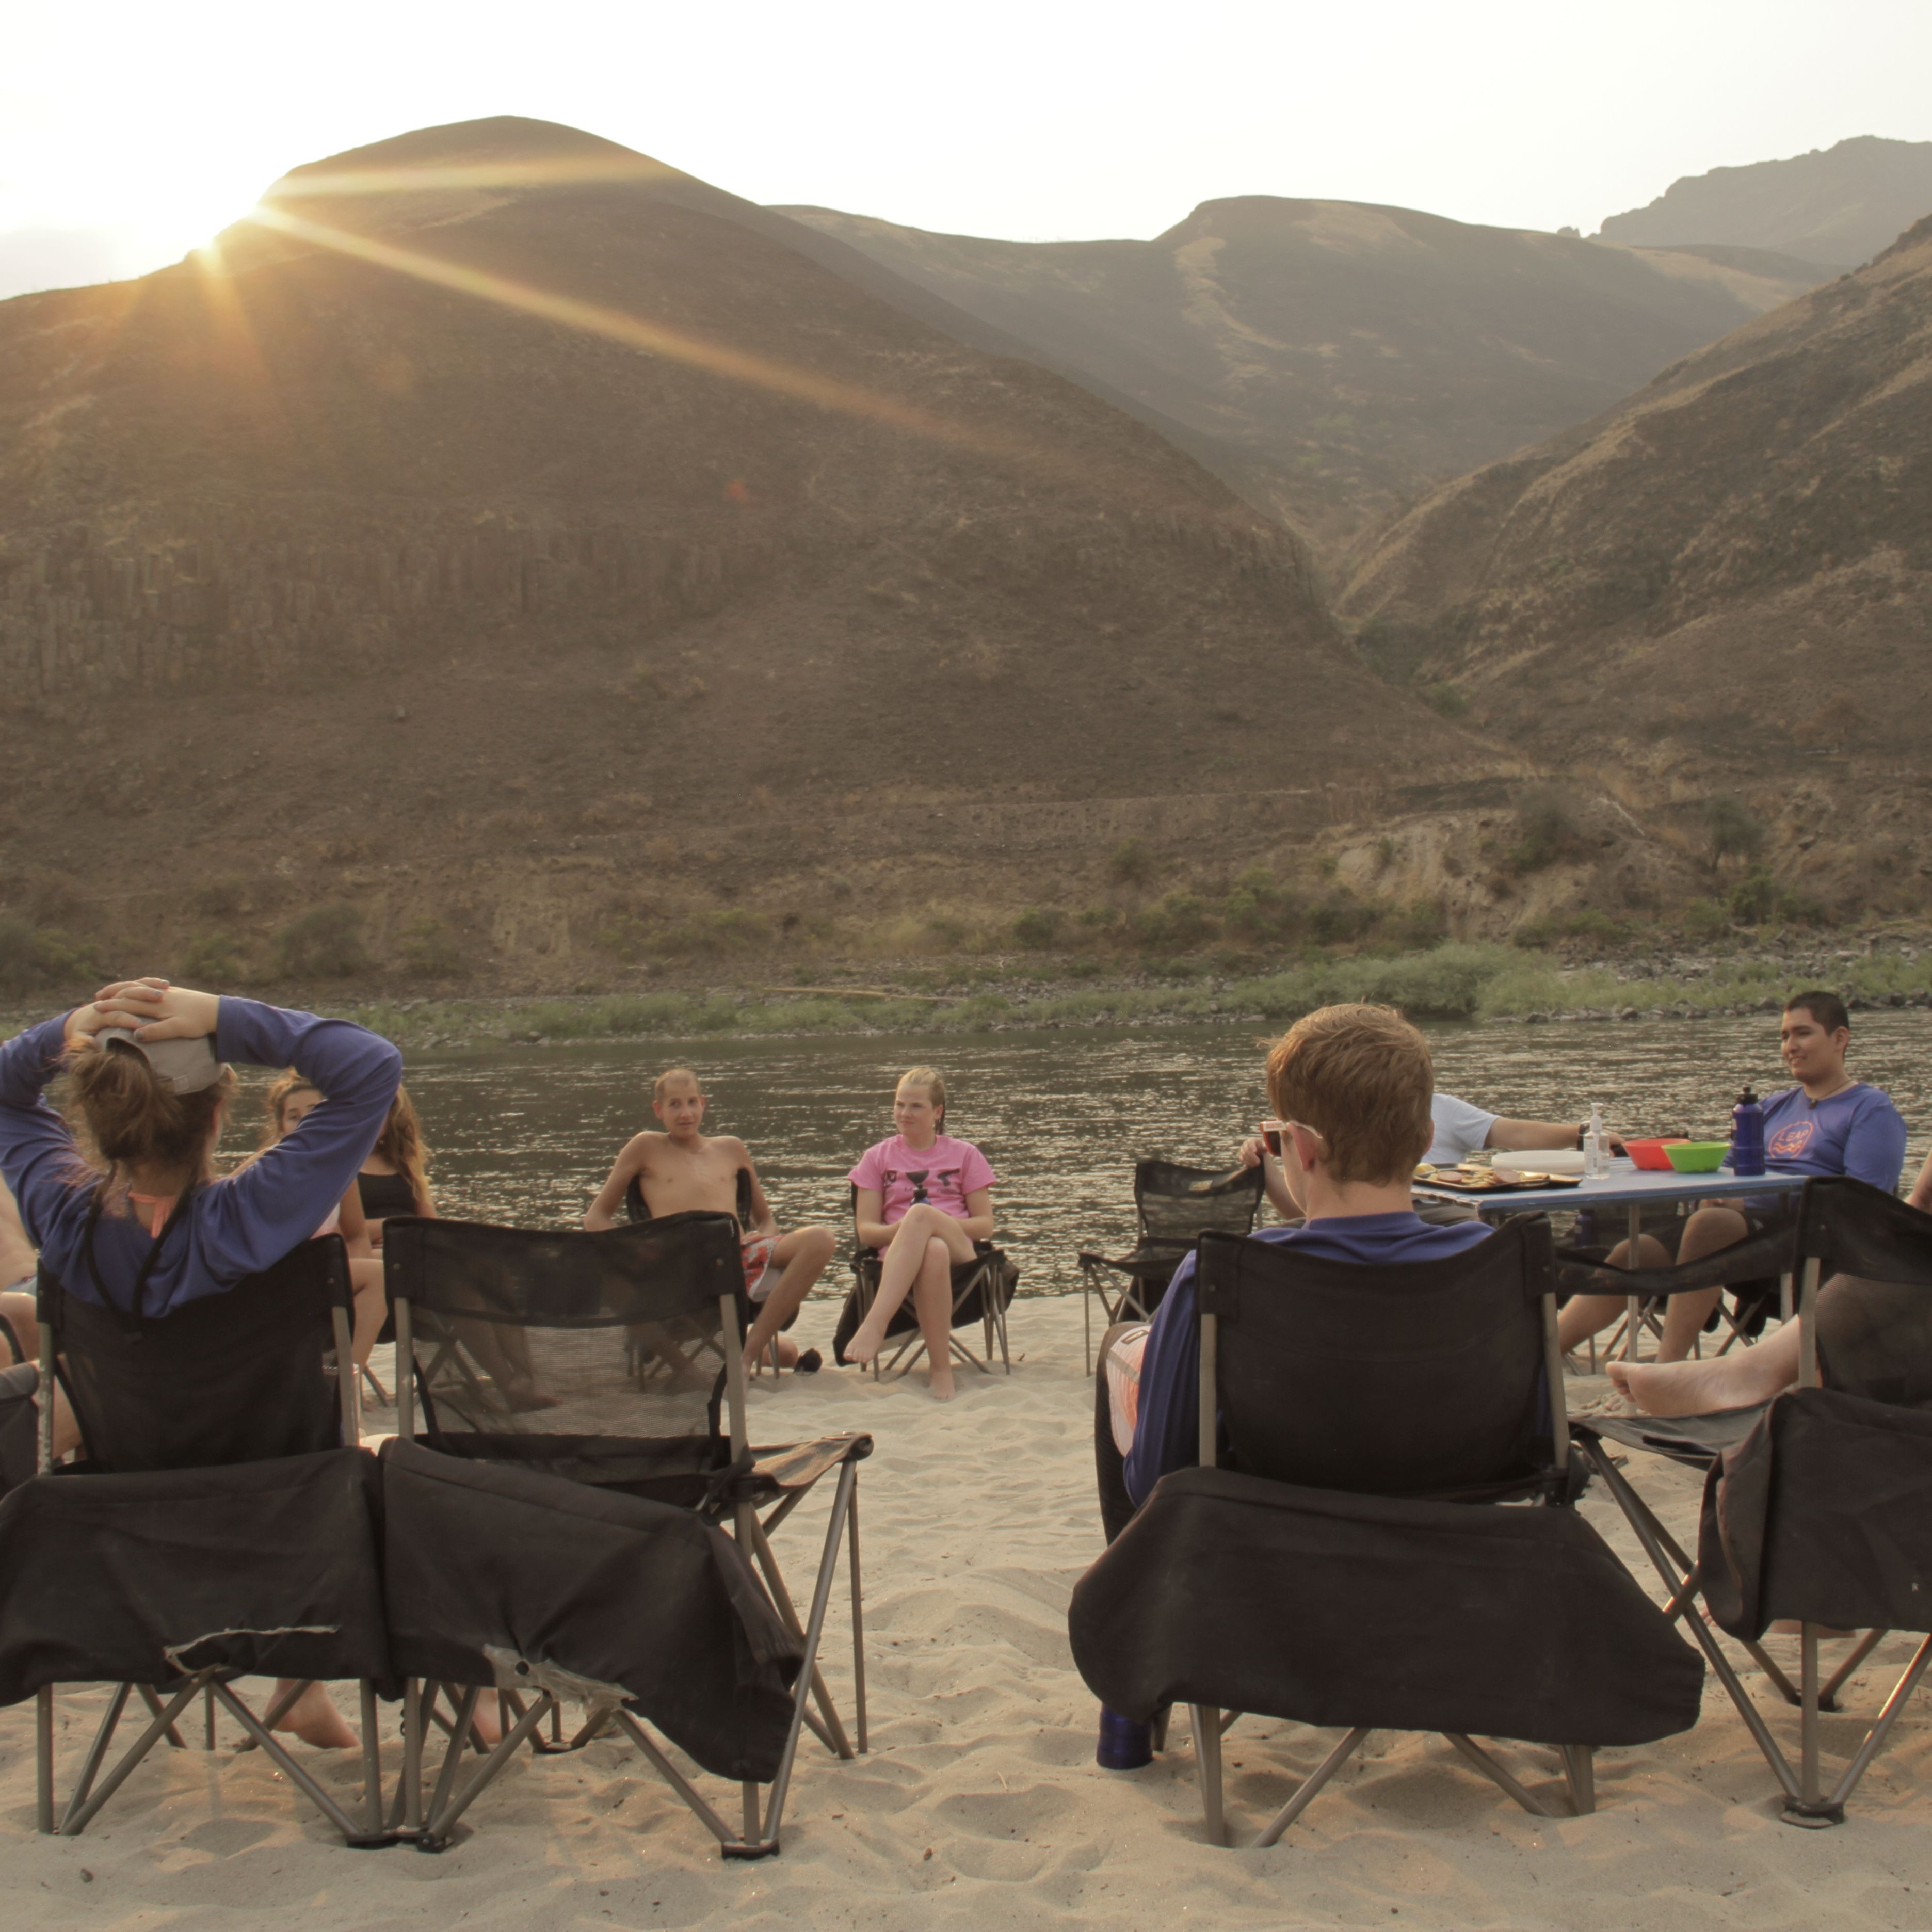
[348,1013,1932,1299]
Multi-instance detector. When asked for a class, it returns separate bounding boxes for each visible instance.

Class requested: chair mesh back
[1798,1177,1932,1286]
[41,1238,351,1473]
[383,1212,741,1446]
[1136,1162,1264,1248]
[1197,1218,1555,1498]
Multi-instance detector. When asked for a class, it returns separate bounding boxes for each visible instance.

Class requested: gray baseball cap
[97,1029,230,1095]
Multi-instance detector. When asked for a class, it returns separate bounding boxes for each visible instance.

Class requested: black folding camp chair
[1572,1175,1932,1825]
[1078,1160,1265,1371]
[1068,1218,1704,1846]
[4,1233,391,1845]
[383,1210,870,1856]
[833,1184,1015,1378]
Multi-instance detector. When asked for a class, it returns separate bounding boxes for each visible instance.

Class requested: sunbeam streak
[241,201,1013,455]
[263,155,687,197]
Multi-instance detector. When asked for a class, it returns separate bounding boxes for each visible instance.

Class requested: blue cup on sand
[1096,1707,1153,1770]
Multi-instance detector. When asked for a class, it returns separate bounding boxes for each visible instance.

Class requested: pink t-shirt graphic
[848,1134,997,1236]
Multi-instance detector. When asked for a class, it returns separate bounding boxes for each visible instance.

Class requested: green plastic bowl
[1665,1141,1729,1173]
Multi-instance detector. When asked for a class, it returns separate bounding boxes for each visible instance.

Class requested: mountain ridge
[780,194,1825,556]
[1596,135,1932,269]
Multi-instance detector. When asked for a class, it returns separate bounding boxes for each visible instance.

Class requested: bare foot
[928,1366,955,1402]
[1608,1353,1782,1419]
[273,1681,357,1749]
[846,1318,887,1367]
[503,1378,562,1412]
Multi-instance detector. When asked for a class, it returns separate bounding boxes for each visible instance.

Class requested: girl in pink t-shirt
[846,1066,997,1400]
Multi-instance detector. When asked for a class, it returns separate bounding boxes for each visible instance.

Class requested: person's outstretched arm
[1488,1117,1578,1152]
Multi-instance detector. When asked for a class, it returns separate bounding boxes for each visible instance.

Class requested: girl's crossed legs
[845,1203,978,1399]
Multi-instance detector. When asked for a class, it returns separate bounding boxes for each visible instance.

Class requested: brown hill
[1339,214,1932,915]
[1598,136,1932,270]
[780,197,1823,555]
[0,117,1509,992]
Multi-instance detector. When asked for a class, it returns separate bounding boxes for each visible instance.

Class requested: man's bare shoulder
[613,1130,672,1167]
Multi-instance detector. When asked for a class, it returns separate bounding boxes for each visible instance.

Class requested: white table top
[1414,1160,1809,1218]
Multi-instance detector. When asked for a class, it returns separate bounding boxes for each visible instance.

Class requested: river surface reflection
[327,1014,1932,1298]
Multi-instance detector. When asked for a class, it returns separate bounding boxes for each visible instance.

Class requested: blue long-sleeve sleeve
[0,1014,92,1243]
[1121,1251,1204,1508]
[0,998,401,1313]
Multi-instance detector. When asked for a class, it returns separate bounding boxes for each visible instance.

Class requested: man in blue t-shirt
[1558,990,1907,1363]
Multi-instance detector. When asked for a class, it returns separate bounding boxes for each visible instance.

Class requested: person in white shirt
[1422,1093,1605,1168]
[1243,1092,1601,1220]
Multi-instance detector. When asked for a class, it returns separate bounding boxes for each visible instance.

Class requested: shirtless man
[584,1067,834,1374]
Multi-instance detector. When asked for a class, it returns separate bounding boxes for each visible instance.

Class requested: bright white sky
[3,0,1930,300]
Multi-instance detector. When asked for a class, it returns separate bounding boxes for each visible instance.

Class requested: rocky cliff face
[2,512,762,703]
[1339,215,1932,915]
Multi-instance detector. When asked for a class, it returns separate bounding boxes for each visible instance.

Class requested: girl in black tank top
[356,1169,418,1221]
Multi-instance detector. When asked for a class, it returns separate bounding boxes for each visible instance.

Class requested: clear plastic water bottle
[1730,1085,1766,1177]
[1584,1102,1610,1180]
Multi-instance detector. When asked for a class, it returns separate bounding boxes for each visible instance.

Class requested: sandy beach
[4,1295,1928,1931]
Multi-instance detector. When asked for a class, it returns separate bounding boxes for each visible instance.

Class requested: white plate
[1494,1148,1586,1179]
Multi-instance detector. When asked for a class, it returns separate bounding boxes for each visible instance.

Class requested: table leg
[1625,1204,1644,1363]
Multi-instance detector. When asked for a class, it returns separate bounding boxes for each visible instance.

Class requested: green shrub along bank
[318,942,1932,1053]
[1011,867,1446,956]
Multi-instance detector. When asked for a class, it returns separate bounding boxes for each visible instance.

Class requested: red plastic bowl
[1624,1138,1689,1172]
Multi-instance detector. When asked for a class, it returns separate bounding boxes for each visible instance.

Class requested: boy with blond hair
[585,1067,834,1374]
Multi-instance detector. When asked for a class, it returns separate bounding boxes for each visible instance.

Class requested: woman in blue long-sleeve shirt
[0,976,401,1748]
[1,979,401,1324]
